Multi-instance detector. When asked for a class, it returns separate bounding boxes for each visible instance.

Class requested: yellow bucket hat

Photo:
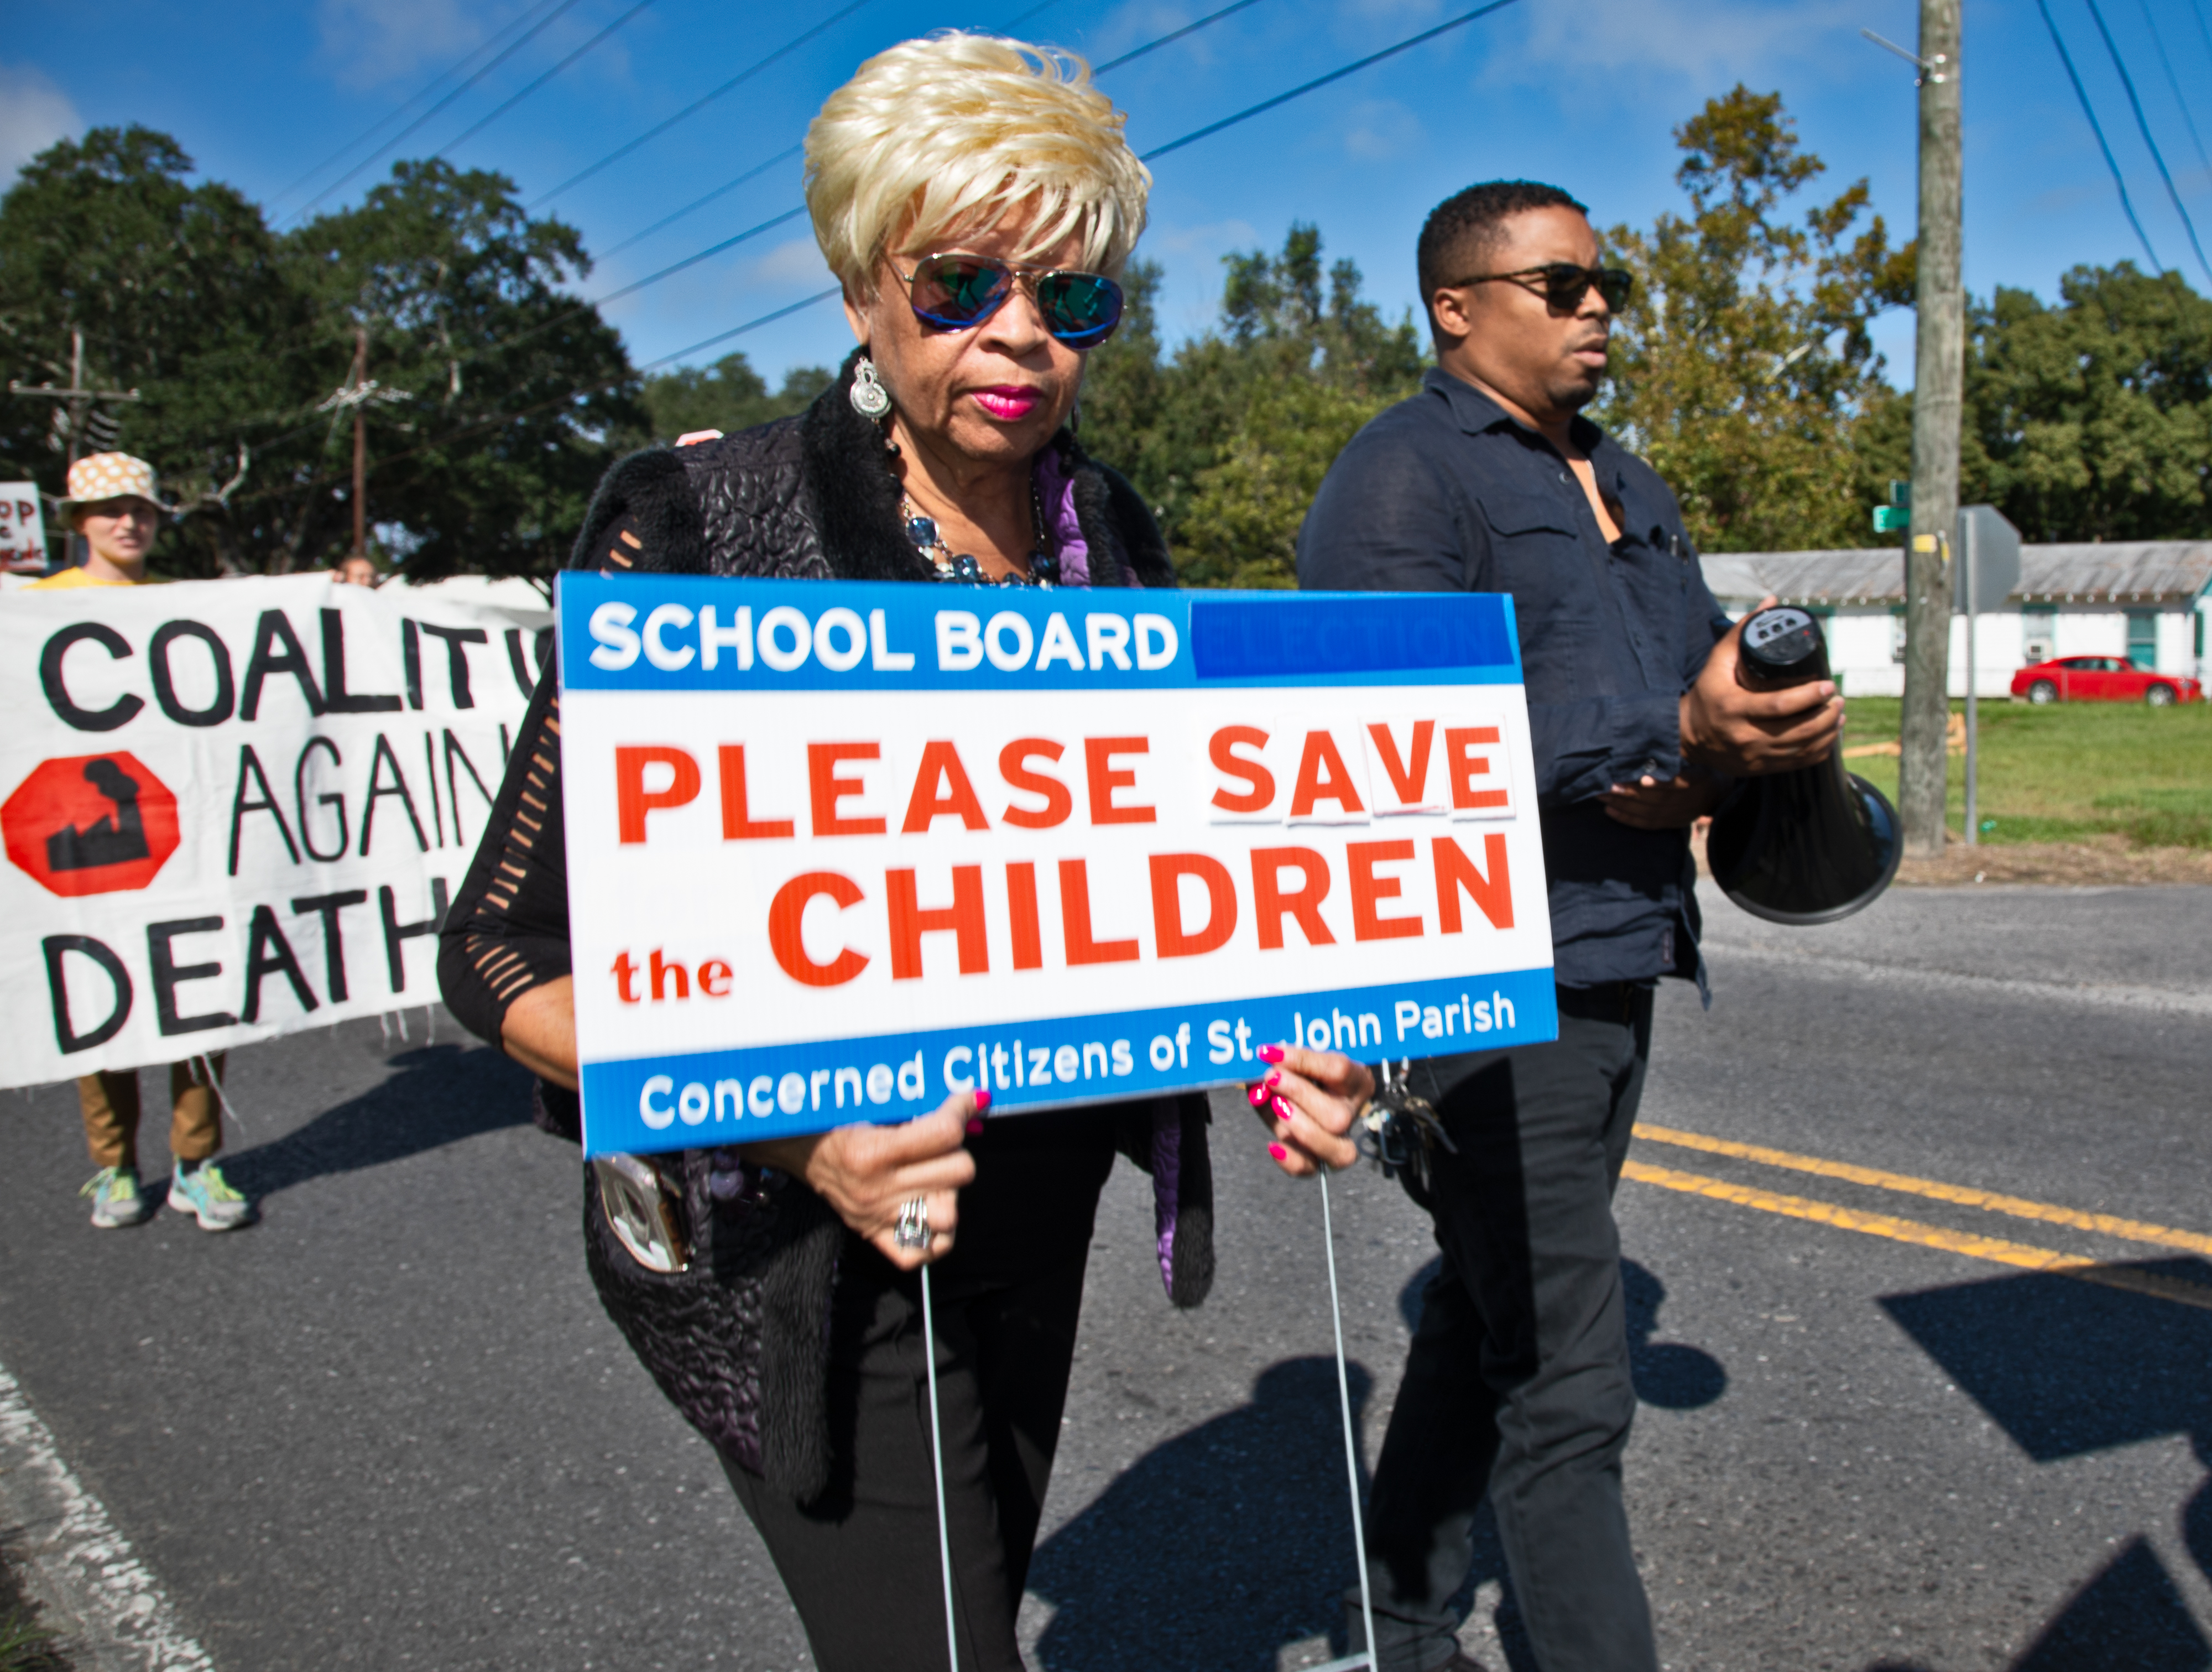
[61,452,162,513]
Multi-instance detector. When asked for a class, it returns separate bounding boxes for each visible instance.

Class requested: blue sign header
[557,575,1522,694]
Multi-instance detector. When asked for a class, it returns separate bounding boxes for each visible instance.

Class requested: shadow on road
[1027,1356,1373,1672]
[1882,1260,2212,1670]
[1051,1254,1733,1672]
[221,1042,534,1200]
[1396,1256,1728,1413]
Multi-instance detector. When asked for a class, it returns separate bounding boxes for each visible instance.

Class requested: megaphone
[1705,606,1902,925]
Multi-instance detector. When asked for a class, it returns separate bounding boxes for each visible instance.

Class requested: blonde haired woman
[441,34,1217,1669]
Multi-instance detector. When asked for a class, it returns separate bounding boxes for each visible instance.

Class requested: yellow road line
[1621,1160,2212,1314]
[1635,1123,2212,1258]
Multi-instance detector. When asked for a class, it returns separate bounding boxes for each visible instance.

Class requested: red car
[2011,655,2203,706]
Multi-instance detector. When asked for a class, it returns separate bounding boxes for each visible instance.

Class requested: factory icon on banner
[3,752,181,898]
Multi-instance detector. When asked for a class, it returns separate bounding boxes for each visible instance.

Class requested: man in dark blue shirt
[1295,181,1841,1671]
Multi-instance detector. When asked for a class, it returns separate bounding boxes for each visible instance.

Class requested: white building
[1700,541,2212,696]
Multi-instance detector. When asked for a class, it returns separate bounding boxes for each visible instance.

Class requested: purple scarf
[1032,446,1091,588]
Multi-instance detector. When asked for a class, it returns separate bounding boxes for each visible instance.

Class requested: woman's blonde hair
[806,33,1150,296]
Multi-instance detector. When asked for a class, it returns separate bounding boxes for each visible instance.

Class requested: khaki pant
[77,1056,226,1172]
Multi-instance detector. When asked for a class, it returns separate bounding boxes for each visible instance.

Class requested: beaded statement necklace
[899,479,1061,588]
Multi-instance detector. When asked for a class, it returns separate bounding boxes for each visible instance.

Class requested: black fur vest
[566,355,1212,1503]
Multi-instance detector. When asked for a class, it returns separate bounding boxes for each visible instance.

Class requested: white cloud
[1501,0,1861,85]
[318,0,486,88]
[1343,97,1422,160]
[1155,217,1260,257]
[747,238,834,288]
[0,63,82,184]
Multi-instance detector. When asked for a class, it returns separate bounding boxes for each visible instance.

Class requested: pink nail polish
[1272,1095,1295,1122]
[973,1088,991,1112]
[966,1117,984,1135]
[1264,1071,1281,1091]
[1268,1143,1287,1161]
[1256,1044,1285,1064]
[1247,1083,1269,1107]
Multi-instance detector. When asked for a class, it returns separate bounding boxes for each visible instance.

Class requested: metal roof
[1700,540,2212,607]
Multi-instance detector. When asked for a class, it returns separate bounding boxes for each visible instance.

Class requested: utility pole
[1898,0,1964,859]
[349,328,368,558]
[6,329,145,569]
[6,329,144,464]
[316,326,401,562]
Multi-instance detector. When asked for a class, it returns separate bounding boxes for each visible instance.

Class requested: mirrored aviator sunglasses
[905,254,1124,349]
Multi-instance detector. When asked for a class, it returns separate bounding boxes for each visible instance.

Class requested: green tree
[274,159,645,581]
[0,126,319,569]
[0,132,646,579]
[1596,86,1915,553]
[641,352,831,441]
[1079,225,1425,586]
[1858,263,2212,541]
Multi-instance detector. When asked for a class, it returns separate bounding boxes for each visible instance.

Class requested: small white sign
[0,485,48,574]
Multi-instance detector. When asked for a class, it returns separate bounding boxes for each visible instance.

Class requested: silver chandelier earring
[849,354,893,419]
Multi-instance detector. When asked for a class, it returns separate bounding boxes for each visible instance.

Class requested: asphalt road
[2,884,2209,1672]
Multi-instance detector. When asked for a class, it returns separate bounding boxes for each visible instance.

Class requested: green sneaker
[81,1166,152,1230]
[169,1161,252,1231]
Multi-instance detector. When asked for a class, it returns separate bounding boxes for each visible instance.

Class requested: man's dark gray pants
[1349,984,1658,1672]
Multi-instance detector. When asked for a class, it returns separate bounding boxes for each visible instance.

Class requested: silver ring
[894,1195,930,1251]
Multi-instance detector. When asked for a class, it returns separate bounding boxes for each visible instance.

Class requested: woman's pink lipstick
[972,386,1042,421]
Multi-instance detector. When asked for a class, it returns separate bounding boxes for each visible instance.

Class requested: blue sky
[6,0,2211,393]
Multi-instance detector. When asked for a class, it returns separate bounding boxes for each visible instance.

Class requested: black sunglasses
[899,253,1124,348]
[1451,262,1634,313]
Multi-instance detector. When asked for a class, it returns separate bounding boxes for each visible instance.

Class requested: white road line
[1702,939,2212,1017]
[0,1361,215,1672]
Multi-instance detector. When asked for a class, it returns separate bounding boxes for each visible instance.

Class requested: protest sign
[0,574,547,1088]
[560,575,1556,1159]
[0,486,48,573]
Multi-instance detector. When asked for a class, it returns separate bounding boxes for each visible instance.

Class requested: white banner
[0,574,548,1088]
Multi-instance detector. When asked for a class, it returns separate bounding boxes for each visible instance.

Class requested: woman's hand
[750,1091,984,1269]
[1248,1045,1371,1177]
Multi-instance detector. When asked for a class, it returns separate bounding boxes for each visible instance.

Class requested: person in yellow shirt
[29,453,251,1231]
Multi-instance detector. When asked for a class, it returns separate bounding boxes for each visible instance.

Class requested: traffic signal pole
[1900,0,1964,860]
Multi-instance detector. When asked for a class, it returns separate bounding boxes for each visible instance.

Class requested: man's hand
[1681,597,1845,777]
[1602,773,1728,830]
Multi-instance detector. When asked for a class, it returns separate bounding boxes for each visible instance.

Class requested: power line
[598,145,802,259]
[199,0,1504,435]
[2133,0,2212,184]
[272,0,572,209]
[581,0,1279,271]
[1093,0,1270,74]
[2080,0,2212,286]
[607,0,1526,370]
[624,0,1528,369]
[290,0,591,222]
[594,207,811,308]
[642,288,847,369]
[527,0,875,209]
[2035,0,2163,269]
[434,0,659,162]
[1139,0,1524,161]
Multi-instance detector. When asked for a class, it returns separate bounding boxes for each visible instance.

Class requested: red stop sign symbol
[3,752,181,898]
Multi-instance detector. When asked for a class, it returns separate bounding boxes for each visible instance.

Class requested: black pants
[1353,984,1659,1672]
[723,1113,1116,1672]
